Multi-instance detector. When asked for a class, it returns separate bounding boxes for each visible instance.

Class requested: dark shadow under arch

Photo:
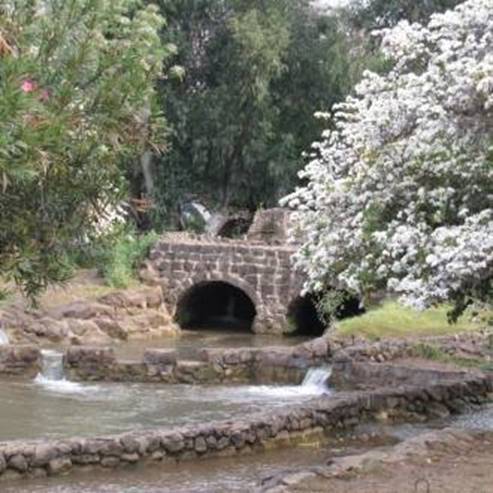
[335,293,365,320]
[287,295,326,337]
[175,281,257,332]
[287,291,365,337]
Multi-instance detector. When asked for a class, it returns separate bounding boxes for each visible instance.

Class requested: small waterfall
[37,349,65,381]
[301,366,332,391]
[35,349,83,392]
[0,328,9,345]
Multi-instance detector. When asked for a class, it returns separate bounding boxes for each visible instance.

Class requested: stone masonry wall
[331,357,482,391]
[0,368,491,482]
[64,337,331,385]
[143,237,305,334]
[0,345,41,378]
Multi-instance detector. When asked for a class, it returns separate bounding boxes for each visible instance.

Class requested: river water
[4,405,492,493]
[0,364,331,441]
[0,355,335,491]
[111,330,308,360]
[1,336,491,492]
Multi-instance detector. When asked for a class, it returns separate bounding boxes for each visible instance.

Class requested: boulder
[28,319,68,343]
[50,301,113,320]
[32,445,58,467]
[47,457,72,475]
[8,454,28,473]
[92,317,128,340]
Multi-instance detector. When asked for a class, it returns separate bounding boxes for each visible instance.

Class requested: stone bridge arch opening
[175,281,257,332]
[287,291,365,337]
[287,295,325,337]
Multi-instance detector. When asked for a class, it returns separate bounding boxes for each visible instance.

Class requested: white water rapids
[35,349,85,393]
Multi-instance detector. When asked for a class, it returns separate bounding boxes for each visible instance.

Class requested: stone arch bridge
[142,235,322,335]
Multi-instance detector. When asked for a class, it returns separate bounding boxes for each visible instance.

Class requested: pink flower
[21,79,37,93]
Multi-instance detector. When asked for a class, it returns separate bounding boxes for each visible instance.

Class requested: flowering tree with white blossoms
[283,0,493,319]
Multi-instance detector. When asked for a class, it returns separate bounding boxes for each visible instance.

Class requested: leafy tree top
[0,0,172,298]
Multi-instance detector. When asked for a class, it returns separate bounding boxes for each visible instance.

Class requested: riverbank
[261,426,493,493]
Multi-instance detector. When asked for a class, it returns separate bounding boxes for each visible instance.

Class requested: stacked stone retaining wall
[331,357,481,390]
[64,336,331,385]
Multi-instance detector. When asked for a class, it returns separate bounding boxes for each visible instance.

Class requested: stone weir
[141,234,305,334]
[0,362,491,482]
[63,337,331,385]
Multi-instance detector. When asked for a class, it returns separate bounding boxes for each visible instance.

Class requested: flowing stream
[0,353,492,492]
[0,362,332,441]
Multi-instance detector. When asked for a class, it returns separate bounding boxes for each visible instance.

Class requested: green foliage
[151,0,353,225]
[411,342,446,361]
[317,290,350,325]
[70,227,158,288]
[447,276,493,324]
[411,342,493,371]
[101,229,158,288]
[347,0,462,29]
[0,0,170,298]
[339,0,462,87]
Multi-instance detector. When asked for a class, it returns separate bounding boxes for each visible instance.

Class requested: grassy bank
[410,342,493,372]
[335,301,488,340]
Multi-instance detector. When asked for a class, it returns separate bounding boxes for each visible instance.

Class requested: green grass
[335,301,488,340]
[411,342,493,372]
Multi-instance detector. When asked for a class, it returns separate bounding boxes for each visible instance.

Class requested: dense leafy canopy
[284,0,493,317]
[0,0,169,297]
[151,0,352,224]
[347,0,462,29]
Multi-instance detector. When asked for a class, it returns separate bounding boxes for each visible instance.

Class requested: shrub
[101,230,158,288]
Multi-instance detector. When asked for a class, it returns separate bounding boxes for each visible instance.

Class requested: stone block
[47,458,72,475]
[8,454,28,473]
[64,346,115,366]
[32,445,58,467]
[143,349,177,366]
[0,345,41,378]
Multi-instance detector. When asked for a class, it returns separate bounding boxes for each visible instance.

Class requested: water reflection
[112,330,308,360]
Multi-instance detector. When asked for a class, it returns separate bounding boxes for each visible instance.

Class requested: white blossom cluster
[283,0,493,309]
